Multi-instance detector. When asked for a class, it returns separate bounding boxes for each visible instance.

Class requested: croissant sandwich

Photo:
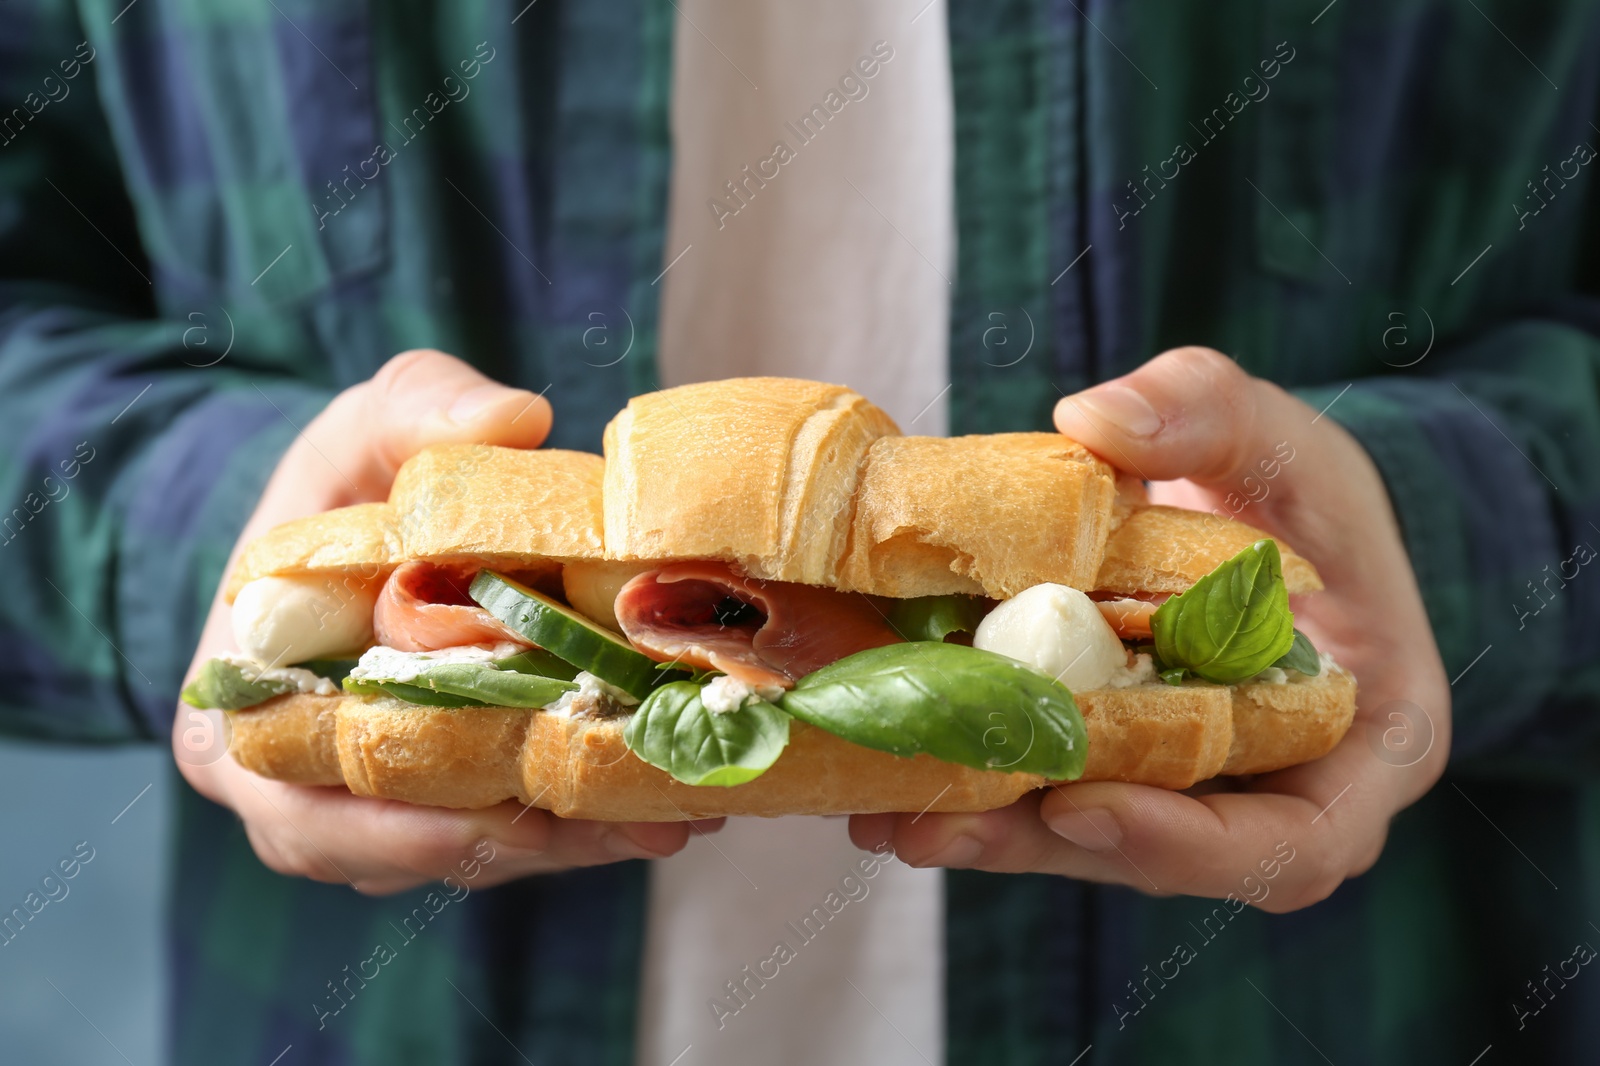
[183,378,1356,820]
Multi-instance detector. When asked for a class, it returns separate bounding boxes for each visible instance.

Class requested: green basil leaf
[181,659,299,710]
[1159,667,1188,686]
[623,681,791,787]
[654,660,721,684]
[342,678,487,707]
[292,658,359,684]
[887,595,988,642]
[1272,629,1322,676]
[1150,539,1296,683]
[348,655,578,708]
[778,642,1086,780]
[410,664,577,707]
[494,648,580,682]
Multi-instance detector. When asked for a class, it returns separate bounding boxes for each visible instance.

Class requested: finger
[1037,735,1393,911]
[360,349,554,475]
[276,350,554,503]
[224,771,702,894]
[1053,347,1323,495]
[1053,346,1410,596]
[848,812,897,854]
[873,730,1402,913]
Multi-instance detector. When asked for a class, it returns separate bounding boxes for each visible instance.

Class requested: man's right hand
[174,351,718,896]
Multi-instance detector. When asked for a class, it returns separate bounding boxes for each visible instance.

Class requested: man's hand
[851,347,1450,912]
[176,351,718,896]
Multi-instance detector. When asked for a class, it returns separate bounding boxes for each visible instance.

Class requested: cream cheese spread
[348,642,526,683]
[217,653,338,696]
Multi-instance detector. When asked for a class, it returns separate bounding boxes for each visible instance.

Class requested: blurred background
[0,740,169,1064]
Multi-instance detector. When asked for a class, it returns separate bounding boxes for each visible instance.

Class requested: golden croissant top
[227,377,1320,602]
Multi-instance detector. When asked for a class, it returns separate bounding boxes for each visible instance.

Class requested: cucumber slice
[495,647,580,682]
[470,570,683,699]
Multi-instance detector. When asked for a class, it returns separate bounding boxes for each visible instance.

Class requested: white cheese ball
[562,560,657,632]
[232,574,378,666]
[974,583,1125,692]
[701,674,755,715]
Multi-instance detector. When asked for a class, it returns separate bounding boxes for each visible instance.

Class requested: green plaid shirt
[4,0,1600,1062]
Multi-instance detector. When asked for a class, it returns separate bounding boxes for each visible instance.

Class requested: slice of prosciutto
[614,562,903,689]
[1090,594,1168,640]
[373,560,530,652]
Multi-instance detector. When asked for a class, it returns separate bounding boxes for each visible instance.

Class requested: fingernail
[448,384,508,423]
[922,834,984,868]
[1047,808,1123,852]
[490,843,546,864]
[604,831,663,861]
[1073,385,1162,438]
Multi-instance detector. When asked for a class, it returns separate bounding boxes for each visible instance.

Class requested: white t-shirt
[637,2,955,1064]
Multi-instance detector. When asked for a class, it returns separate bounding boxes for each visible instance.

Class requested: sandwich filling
[373,561,528,651]
[186,540,1327,789]
[612,561,902,687]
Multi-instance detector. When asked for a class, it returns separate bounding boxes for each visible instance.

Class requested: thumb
[1053,346,1316,491]
[352,349,553,484]
[281,350,555,507]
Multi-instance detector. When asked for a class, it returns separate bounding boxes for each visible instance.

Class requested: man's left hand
[850,347,1450,913]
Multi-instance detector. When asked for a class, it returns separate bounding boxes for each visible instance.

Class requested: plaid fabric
[3,0,1599,1062]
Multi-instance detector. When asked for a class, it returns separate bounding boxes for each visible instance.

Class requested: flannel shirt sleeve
[1305,316,1600,777]
[0,3,333,743]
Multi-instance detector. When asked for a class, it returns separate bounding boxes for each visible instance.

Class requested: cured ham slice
[1091,594,1166,640]
[614,562,903,688]
[373,561,530,652]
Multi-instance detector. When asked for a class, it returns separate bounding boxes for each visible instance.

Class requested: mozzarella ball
[562,560,658,632]
[973,583,1125,691]
[232,574,378,665]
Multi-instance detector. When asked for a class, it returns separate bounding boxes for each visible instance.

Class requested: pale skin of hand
[175,350,721,897]
[851,347,1453,913]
